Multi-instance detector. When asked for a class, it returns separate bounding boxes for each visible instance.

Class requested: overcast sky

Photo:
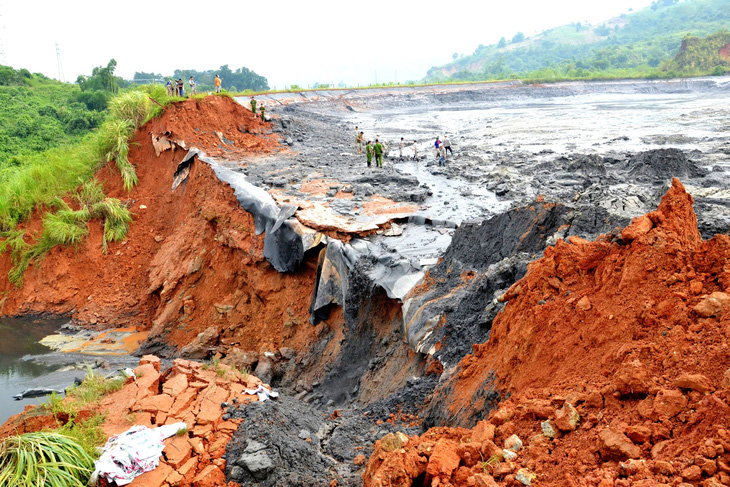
[1,0,654,88]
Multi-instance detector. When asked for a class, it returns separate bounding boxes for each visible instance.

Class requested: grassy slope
[0,74,105,173]
[427,0,730,81]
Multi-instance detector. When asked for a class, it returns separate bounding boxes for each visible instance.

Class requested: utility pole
[0,11,6,65]
[55,42,65,82]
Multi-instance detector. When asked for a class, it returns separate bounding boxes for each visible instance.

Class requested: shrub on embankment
[0,85,169,286]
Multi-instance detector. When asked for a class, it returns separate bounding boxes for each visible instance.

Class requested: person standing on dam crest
[214,75,222,93]
[366,140,373,167]
[189,76,197,95]
[374,139,384,167]
[250,96,257,114]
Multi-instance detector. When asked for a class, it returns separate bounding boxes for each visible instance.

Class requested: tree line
[132,65,269,93]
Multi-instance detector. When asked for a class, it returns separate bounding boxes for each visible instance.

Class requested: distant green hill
[426,0,730,82]
[0,66,106,171]
[668,30,730,73]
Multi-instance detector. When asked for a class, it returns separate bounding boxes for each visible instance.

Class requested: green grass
[0,432,95,487]
[0,84,159,285]
[64,367,126,405]
[42,368,126,457]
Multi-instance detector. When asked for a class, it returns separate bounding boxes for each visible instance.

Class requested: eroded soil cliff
[365,179,730,486]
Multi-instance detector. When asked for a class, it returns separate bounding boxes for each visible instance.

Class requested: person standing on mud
[250,96,257,114]
[434,137,441,159]
[366,140,373,167]
[443,135,453,156]
[413,140,418,160]
[375,135,388,158]
[214,75,222,93]
[357,131,364,154]
[374,139,384,167]
[260,105,266,122]
[189,76,197,96]
[399,137,405,159]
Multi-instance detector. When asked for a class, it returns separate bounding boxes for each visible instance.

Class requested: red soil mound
[365,179,730,486]
[0,96,338,362]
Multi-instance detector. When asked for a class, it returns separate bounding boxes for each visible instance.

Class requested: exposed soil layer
[365,179,730,486]
[0,96,339,380]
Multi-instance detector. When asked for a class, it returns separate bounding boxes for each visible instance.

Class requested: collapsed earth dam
[2,77,730,486]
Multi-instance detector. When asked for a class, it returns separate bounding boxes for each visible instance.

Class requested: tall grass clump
[94,119,136,191]
[0,142,99,230]
[8,209,90,286]
[108,90,152,128]
[6,180,132,285]
[91,198,132,251]
[0,432,94,487]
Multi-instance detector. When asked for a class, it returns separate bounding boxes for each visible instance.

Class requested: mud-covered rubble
[223,376,437,487]
[365,180,730,485]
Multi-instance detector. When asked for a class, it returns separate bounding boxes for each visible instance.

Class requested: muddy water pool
[0,317,140,425]
[0,317,68,424]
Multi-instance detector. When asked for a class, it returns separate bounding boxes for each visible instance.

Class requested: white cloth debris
[122,368,136,380]
[90,422,186,486]
[244,385,279,402]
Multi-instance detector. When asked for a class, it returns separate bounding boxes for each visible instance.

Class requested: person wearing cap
[366,140,373,167]
[250,96,257,114]
[260,105,266,122]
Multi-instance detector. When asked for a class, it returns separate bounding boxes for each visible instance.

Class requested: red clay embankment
[0,96,339,361]
[365,179,730,486]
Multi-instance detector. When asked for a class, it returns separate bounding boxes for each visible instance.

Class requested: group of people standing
[250,97,266,122]
[355,126,386,168]
[165,75,222,97]
[355,126,453,168]
[434,136,453,166]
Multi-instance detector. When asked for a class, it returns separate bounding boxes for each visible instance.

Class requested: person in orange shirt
[214,75,222,93]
